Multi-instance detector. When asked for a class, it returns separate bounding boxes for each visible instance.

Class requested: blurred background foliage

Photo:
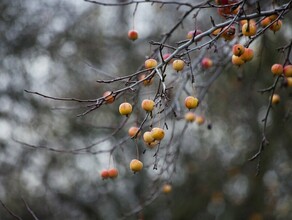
[1,0,292,219]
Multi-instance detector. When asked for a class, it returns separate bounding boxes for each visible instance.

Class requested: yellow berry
[141,99,155,112]
[130,159,143,172]
[145,58,158,69]
[185,96,199,109]
[185,112,196,122]
[242,21,257,36]
[119,102,133,116]
[172,59,185,72]
[151,127,165,141]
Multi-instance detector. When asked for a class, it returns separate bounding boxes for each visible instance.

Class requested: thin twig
[0,200,23,220]
[21,198,39,220]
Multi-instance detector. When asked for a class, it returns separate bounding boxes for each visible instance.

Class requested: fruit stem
[108,152,112,170]
[135,140,139,160]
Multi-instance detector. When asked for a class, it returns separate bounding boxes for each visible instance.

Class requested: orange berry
[162,184,172,194]
[270,20,282,32]
[185,96,199,109]
[232,44,245,56]
[284,65,292,77]
[128,29,138,41]
[145,58,158,69]
[260,17,271,27]
[232,55,245,66]
[196,115,205,125]
[212,27,223,36]
[217,6,237,17]
[185,112,196,122]
[286,77,292,87]
[240,20,248,26]
[271,94,280,105]
[100,170,109,180]
[139,74,154,86]
[242,21,257,36]
[103,91,115,104]
[269,14,278,21]
[108,168,119,178]
[222,25,236,41]
[239,48,254,62]
[231,6,239,15]
[141,99,155,112]
[128,126,141,138]
[151,127,165,141]
[271,64,283,75]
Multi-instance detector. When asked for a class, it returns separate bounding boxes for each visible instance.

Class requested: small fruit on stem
[232,44,245,56]
[119,102,133,116]
[269,14,278,21]
[185,96,199,109]
[143,131,154,144]
[283,65,292,77]
[270,20,282,33]
[128,29,138,41]
[101,170,109,180]
[240,20,248,26]
[239,48,254,62]
[260,17,272,27]
[271,94,280,105]
[222,25,235,41]
[217,6,239,17]
[141,99,155,112]
[285,77,292,87]
[212,27,223,36]
[145,58,158,69]
[130,159,143,172]
[128,126,141,138]
[151,127,165,141]
[216,0,240,16]
[147,140,159,149]
[172,59,185,72]
[242,20,257,36]
[185,112,196,122]
[162,184,172,194]
[186,29,203,41]
[271,64,283,75]
[201,58,213,69]
[139,74,154,86]
[108,168,119,178]
[103,91,115,104]
[196,115,205,125]
[232,55,245,66]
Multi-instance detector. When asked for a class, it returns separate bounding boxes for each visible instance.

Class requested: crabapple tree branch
[16,0,292,217]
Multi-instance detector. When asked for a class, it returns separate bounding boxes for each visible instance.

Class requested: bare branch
[0,200,23,220]
[21,198,39,220]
